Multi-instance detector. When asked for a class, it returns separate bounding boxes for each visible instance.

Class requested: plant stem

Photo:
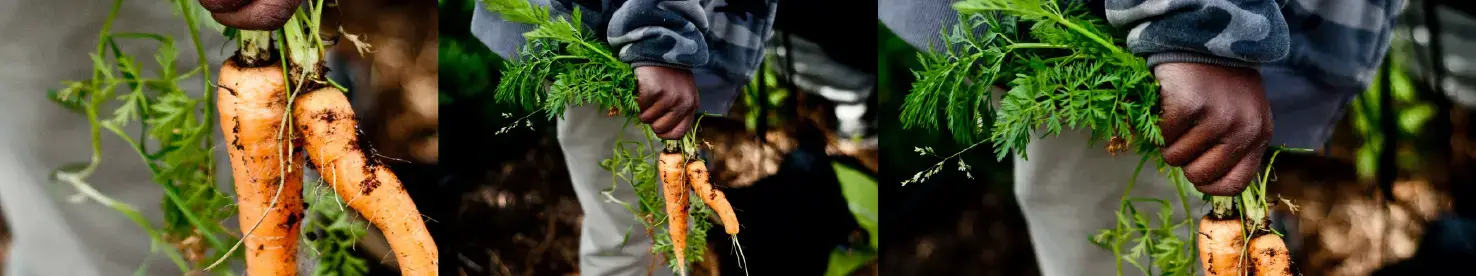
[1048,14,1122,54]
[239,30,272,66]
[1211,196,1236,219]
[1006,43,1070,50]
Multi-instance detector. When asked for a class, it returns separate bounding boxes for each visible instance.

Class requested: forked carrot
[685,159,738,235]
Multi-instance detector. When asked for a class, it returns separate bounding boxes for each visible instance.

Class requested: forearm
[604,0,710,69]
[1103,0,1290,68]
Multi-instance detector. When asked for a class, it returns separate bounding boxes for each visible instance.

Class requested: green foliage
[824,162,879,275]
[901,0,1161,161]
[1350,37,1435,181]
[48,0,240,273]
[743,61,791,132]
[486,0,638,121]
[482,0,716,271]
[303,186,372,276]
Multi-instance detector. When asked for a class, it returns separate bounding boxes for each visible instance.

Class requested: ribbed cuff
[1145,51,1259,70]
[630,61,692,71]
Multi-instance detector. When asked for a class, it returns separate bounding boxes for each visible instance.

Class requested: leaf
[1399,103,1435,134]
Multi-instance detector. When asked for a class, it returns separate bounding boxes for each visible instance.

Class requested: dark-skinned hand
[198,0,301,30]
[635,66,700,140]
[1155,62,1274,196]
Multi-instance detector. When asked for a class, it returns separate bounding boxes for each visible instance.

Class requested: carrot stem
[239,31,272,66]
[1211,196,1236,219]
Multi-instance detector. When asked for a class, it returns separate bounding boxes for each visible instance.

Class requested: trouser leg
[557,104,674,276]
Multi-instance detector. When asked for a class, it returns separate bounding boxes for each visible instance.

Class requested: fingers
[638,90,672,124]
[1195,148,1264,196]
[1162,116,1228,167]
[656,114,696,140]
[208,0,302,30]
[648,107,686,136]
[649,97,695,138]
[1159,95,1203,145]
[199,0,249,12]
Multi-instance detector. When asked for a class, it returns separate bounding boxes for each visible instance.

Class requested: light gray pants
[556,104,675,276]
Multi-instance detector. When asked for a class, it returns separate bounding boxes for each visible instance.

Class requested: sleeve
[604,0,711,69]
[1103,0,1291,69]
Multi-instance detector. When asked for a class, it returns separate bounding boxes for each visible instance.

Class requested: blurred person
[471,0,779,275]
[879,0,1402,275]
[0,0,302,275]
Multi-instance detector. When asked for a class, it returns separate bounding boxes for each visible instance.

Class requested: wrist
[631,61,693,71]
[1146,52,1259,71]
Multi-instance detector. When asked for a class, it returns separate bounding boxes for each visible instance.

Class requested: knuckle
[1162,150,1189,167]
[1183,168,1212,184]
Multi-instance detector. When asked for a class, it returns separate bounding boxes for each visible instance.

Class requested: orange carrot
[686,160,738,235]
[1198,215,1246,276]
[293,87,439,275]
[658,150,690,275]
[1249,233,1293,276]
[216,57,304,276]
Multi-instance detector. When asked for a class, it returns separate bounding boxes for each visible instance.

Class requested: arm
[603,0,709,139]
[1104,0,1290,68]
[605,0,711,69]
[1103,0,1287,195]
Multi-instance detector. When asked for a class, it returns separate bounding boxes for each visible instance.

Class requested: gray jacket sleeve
[1104,0,1291,68]
[604,0,711,69]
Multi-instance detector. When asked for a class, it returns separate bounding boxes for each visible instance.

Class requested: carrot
[1249,233,1293,276]
[658,150,690,275]
[216,57,305,276]
[1197,215,1246,276]
[293,87,439,275]
[686,160,738,235]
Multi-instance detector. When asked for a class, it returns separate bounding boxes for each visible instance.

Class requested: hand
[635,66,700,140]
[1155,63,1274,196]
[198,0,302,30]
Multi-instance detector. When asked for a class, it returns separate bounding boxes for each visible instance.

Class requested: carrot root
[1249,233,1294,276]
[686,160,739,235]
[217,58,304,276]
[294,87,439,275]
[1198,215,1246,276]
[659,151,690,275]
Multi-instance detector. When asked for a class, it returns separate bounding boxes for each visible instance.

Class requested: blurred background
[879,0,1476,275]
[439,0,878,274]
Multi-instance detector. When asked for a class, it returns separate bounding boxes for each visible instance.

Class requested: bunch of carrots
[208,1,437,275]
[657,133,743,275]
